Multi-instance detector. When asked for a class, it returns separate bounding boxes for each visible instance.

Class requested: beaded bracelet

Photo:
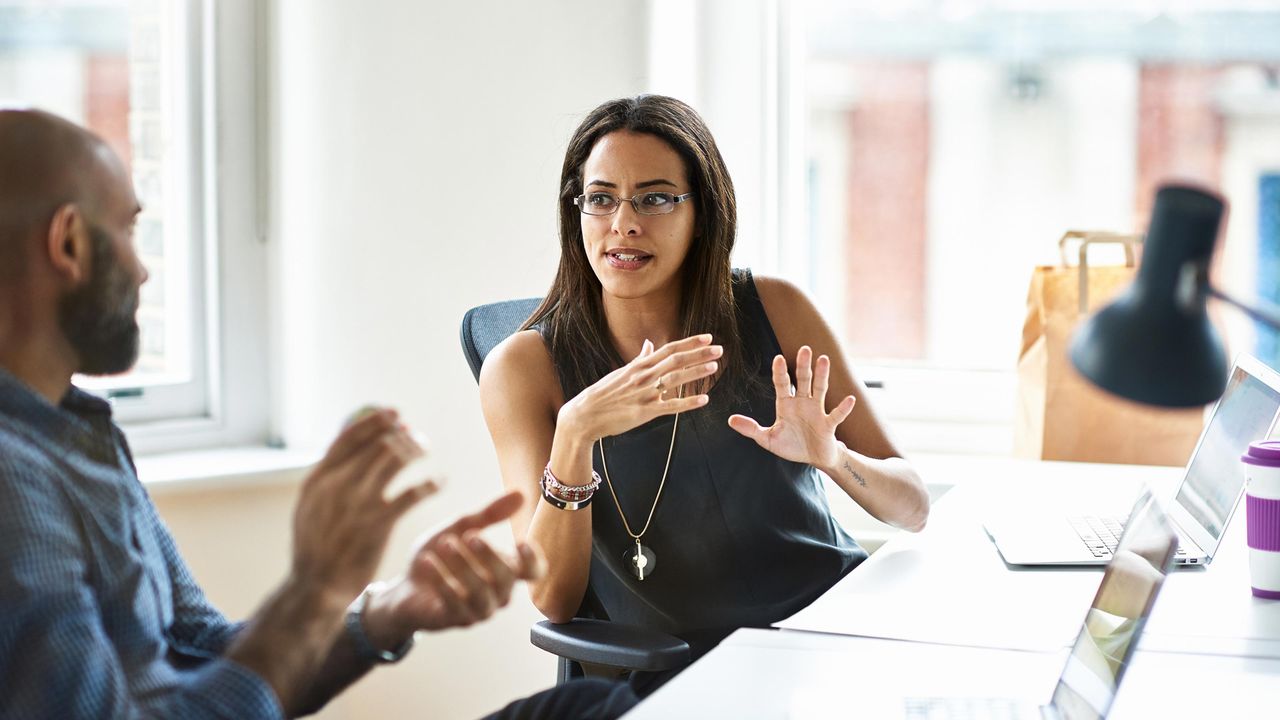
[541,464,601,510]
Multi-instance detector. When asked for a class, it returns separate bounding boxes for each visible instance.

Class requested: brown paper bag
[1013,231,1206,466]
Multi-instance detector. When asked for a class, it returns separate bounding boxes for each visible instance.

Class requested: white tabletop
[625,456,1280,718]
[625,628,1280,719]
[781,456,1280,656]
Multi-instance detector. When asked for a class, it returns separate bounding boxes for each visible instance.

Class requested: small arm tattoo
[842,460,868,488]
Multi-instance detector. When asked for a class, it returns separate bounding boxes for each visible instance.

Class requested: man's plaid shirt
[0,367,282,719]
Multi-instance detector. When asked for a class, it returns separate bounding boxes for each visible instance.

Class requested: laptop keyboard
[1069,515,1189,559]
[1068,515,1124,557]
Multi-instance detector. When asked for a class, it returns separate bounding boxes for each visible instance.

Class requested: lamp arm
[1207,285,1280,331]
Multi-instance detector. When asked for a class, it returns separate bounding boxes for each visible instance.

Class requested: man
[0,110,635,719]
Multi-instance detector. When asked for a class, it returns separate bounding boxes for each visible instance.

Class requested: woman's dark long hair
[523,94,748,401]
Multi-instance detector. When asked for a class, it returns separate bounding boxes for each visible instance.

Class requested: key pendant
[625,540,657,581]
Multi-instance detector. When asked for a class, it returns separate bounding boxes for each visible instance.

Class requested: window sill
[135,446,320,495]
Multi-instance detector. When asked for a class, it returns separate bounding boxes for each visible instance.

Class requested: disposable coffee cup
[1242,440,1280,599]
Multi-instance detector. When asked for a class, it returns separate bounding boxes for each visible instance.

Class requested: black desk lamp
[1070,183,1280,407]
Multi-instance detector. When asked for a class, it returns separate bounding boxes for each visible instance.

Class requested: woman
[479,94,928,688]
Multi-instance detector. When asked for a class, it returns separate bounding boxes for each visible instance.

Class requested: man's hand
[228,407,441,714]
[362,491,545,649]
[289,408,439,605]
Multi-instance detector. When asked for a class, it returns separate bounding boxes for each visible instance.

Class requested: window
[652,1,1280,454]
[798,1,1280,452]
[800,1,1280,365]
[1,0,269,453]
[2,0,203,418]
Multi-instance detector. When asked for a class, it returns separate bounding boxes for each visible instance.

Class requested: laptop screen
[1175,360,1280,541]
[1049,490,1178,720]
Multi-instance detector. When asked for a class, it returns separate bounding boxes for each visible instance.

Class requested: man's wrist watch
[345,583,414,664]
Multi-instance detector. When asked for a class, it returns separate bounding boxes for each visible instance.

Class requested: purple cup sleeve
[1247,495,1280,552]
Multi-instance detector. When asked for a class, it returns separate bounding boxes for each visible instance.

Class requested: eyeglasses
[573,191,694,216]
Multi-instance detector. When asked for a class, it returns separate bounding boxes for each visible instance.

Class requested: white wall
[269,1,650,715]
[155,2,651,719]
[268,0,649,451]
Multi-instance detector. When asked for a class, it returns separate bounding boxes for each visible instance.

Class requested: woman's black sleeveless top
[550,269,866,640]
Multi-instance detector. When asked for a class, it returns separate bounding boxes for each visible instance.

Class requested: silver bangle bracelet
[541,488,593,511]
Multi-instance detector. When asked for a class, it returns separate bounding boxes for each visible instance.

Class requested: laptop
[905,488,1179,720]
[985,353,1280,566]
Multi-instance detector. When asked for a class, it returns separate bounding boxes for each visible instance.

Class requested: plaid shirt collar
[0,364,116,455]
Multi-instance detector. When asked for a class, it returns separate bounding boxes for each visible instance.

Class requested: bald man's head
[0,110,147,376]
[0,109,122,284]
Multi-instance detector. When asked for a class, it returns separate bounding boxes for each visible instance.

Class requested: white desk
[784,457,1280,656]
[624,457,1280,718]
[627,629,1280,719]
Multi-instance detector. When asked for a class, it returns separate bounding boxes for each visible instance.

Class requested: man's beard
[57,224,141,376]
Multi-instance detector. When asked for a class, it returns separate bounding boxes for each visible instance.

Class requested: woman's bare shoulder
[478,329,563,408]
[750,273,827,349]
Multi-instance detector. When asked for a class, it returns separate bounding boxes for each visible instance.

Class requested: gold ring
[655,378,667,395]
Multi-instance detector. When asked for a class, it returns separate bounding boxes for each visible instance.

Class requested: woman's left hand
[727,346,855,470]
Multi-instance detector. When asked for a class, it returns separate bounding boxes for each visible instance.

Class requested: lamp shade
[1069,184,1228,407]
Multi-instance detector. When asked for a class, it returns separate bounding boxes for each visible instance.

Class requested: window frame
[105,0,271,455]
[648,0,1016,455]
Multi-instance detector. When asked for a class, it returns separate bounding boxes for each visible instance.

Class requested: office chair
[460,298,692,684]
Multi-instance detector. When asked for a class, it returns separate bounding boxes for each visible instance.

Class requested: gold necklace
[598,409,680,581]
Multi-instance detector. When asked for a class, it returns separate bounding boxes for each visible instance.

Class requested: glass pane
[801,1,1280,371]
[0,0,190,390]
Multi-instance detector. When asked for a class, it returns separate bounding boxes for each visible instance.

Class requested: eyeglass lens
[579,192,680,216]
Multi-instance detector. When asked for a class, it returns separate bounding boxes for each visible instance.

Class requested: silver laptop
[985,353,1280,566]
[906,488,1179,720]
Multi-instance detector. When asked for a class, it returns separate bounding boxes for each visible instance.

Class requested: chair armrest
[530,619,691,672]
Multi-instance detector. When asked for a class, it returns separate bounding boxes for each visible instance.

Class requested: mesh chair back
[459,298,542,381]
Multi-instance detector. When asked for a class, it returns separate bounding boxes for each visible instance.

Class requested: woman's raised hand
[558,334,720,441]
[727,346,855,469]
